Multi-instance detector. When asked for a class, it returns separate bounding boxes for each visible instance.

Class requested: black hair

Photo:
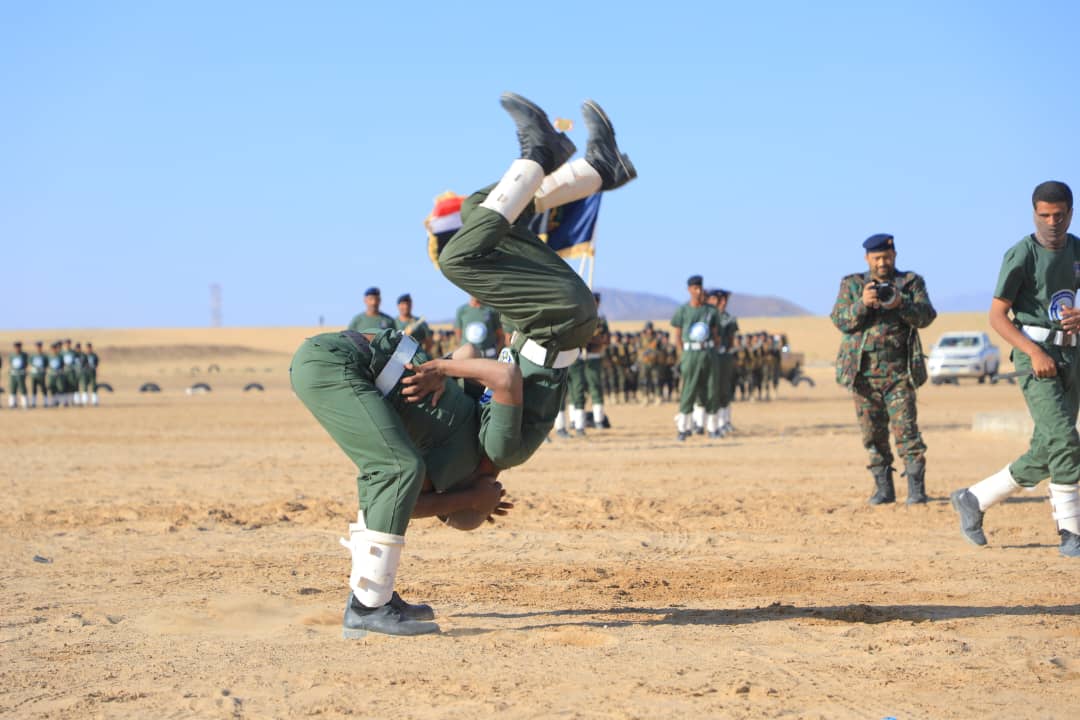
[1032,181,1073,210]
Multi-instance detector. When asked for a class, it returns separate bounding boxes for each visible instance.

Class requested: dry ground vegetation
[2,316,1077,720]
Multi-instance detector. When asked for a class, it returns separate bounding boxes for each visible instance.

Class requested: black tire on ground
[190,382,212,392]
[96,383,114,393]
[243,383,265,392]
[139,382,162,393]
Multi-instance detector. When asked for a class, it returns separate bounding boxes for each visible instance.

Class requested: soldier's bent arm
[830,276,870,333]
[896,274,937,329]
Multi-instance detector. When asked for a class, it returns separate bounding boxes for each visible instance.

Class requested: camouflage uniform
[831,268,936,499]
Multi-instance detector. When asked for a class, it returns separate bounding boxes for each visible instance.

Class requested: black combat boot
[868,466,896,505]
[499,93,577,175]
[389,591,434,622]
[904,459,929,505]
[581,99,637,190]
[343,592,439,638]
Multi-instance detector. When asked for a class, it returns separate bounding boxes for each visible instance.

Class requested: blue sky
[3,1,1078,329]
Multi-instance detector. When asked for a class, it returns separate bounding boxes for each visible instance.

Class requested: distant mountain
[594,287,811,321]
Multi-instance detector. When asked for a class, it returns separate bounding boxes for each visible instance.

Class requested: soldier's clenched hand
[1030,348,1057,378]
[861,283,879,309]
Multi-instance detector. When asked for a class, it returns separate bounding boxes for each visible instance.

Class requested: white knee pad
[533,158,602,213]
[479,159,545,224]
[969,465,1021,510]
[1049,484,1080,534]
[339,525,404,608]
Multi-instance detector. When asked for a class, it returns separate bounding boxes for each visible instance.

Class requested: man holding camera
[831,233,937,505]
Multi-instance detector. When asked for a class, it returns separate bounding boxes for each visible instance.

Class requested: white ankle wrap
[553,410,567,432]
[1049,484,1080,534]
[592,403,604,425]
[675,413,690,433]
[692,405,705,428]
[479,159,545,223]
[706,413,719,433]
[970,465,1020,511]
[339,527,404,608]
[533,158,602,212]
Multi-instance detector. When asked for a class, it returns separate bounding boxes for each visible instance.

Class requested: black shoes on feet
[582,99,638,190]
[343,592,439,638]
[499,93,577,175]
[950,489,987,546]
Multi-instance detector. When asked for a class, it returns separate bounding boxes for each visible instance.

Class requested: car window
[939,337,979,348]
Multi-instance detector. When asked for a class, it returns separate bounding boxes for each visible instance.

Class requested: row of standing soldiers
[599,328,785,404]
[4,339,101,409]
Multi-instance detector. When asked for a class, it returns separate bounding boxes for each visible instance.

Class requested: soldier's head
[706,289,721,307]
[363,287,381,313]
[863,234,896,281]
[14,341,22,350]
[64,338,72,348]
[468,296,483,308]
[86,342,94,351]
[397,293,413,317]
[643,321,655,336]
[35,341,43,350]
[1032,181,1073,250]
[687,275,705,304]
[716,290,730,312]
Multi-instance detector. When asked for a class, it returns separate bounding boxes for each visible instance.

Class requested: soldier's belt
[584,352,604,360]
[512,332,580,369]
[683,341,715,351]
[1022,325,1079,347]
[342,330,419,396]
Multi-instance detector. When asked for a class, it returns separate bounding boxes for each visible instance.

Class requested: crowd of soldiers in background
[345,288,792,412]
[4,339,101,409]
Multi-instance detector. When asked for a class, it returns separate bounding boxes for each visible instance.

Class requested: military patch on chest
[1049,289,1075,322]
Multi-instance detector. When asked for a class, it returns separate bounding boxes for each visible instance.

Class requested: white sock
[1049,484,1080,534]
[692,405,705,428]
[533,159,602,212]
[570,406,585,431]
[479,159,545,224]
[969,465,1021,510]
[592,403,604,425]
[706,413,719,433]
[554,410,567,432]
[675,413,690,433]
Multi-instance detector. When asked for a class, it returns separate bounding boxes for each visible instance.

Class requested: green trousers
[439,187,597,356]
[79,370,97,391]
[679,350,717,414]
[568,357,604,406]
[290,335,425,536]
[1009,346,1080,487]
[707,352,735,410]
[31,376,46,397]
[9,375,27,394]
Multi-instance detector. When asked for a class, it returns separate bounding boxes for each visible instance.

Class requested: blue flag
[529,194,602,259]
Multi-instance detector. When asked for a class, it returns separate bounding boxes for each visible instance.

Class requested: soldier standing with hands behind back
[831,234,937,505]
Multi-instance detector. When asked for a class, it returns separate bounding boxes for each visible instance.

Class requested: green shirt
[478,349,564,470]
[455,303,501,358]
[29,353,48,377]
[670,303,719,349]
[394,315,431,345]
[995,233,1080,330]
[717,311,739,351]
[9,352,29,377]
[85,352,99,371]
[62,349,77,372]
[48,353,64,376]
[347,311,395,333]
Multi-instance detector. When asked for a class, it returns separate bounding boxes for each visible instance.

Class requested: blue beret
[364,286,380,297]
[396,293,411,304]
[687,275,704,287]
[863,234,895,251]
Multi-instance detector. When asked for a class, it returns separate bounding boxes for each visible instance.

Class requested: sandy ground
[2,316,1077,719]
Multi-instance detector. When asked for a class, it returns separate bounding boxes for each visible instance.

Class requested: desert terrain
[2,313,1077,719]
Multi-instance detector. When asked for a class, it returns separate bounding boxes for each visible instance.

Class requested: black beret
[687,275,703,287]
[863,234,895,251]
[364,286,380,297]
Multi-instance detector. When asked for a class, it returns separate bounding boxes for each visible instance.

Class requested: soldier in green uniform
[671,275,721,441]
[951,181,1080,557]
[82,342,100,406]
[47,342,66,407]
[70,342,87,405]
[639,323,663,404]
[348,287,395,333]
[454,296,504,359]
[8,341,29,409]
[394,293,434,355]
[29,341,48,409]
[291,91,635,636]
[566,293,610,434]
[710,290,739,436]
[831,233,937,505]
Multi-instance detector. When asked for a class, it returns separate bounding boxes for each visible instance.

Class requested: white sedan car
[928,332,1001,384]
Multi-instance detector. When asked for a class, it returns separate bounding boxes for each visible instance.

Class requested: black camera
[870,281,897,306]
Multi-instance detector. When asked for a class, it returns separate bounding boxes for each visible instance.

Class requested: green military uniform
[82,349,99,401]
[438,185,597,459]
[47,349,65,406]
[455,303,502,359]
[29,348,48,406]
[713,311,739,409]
[348,311,395,333]
[567,314,608,420]
[831,267,936,481]
[8,349,29,407]
[639,330,663,402]
[291,330,485,535]
[996,234,1080,488]
[671,303,720,415]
